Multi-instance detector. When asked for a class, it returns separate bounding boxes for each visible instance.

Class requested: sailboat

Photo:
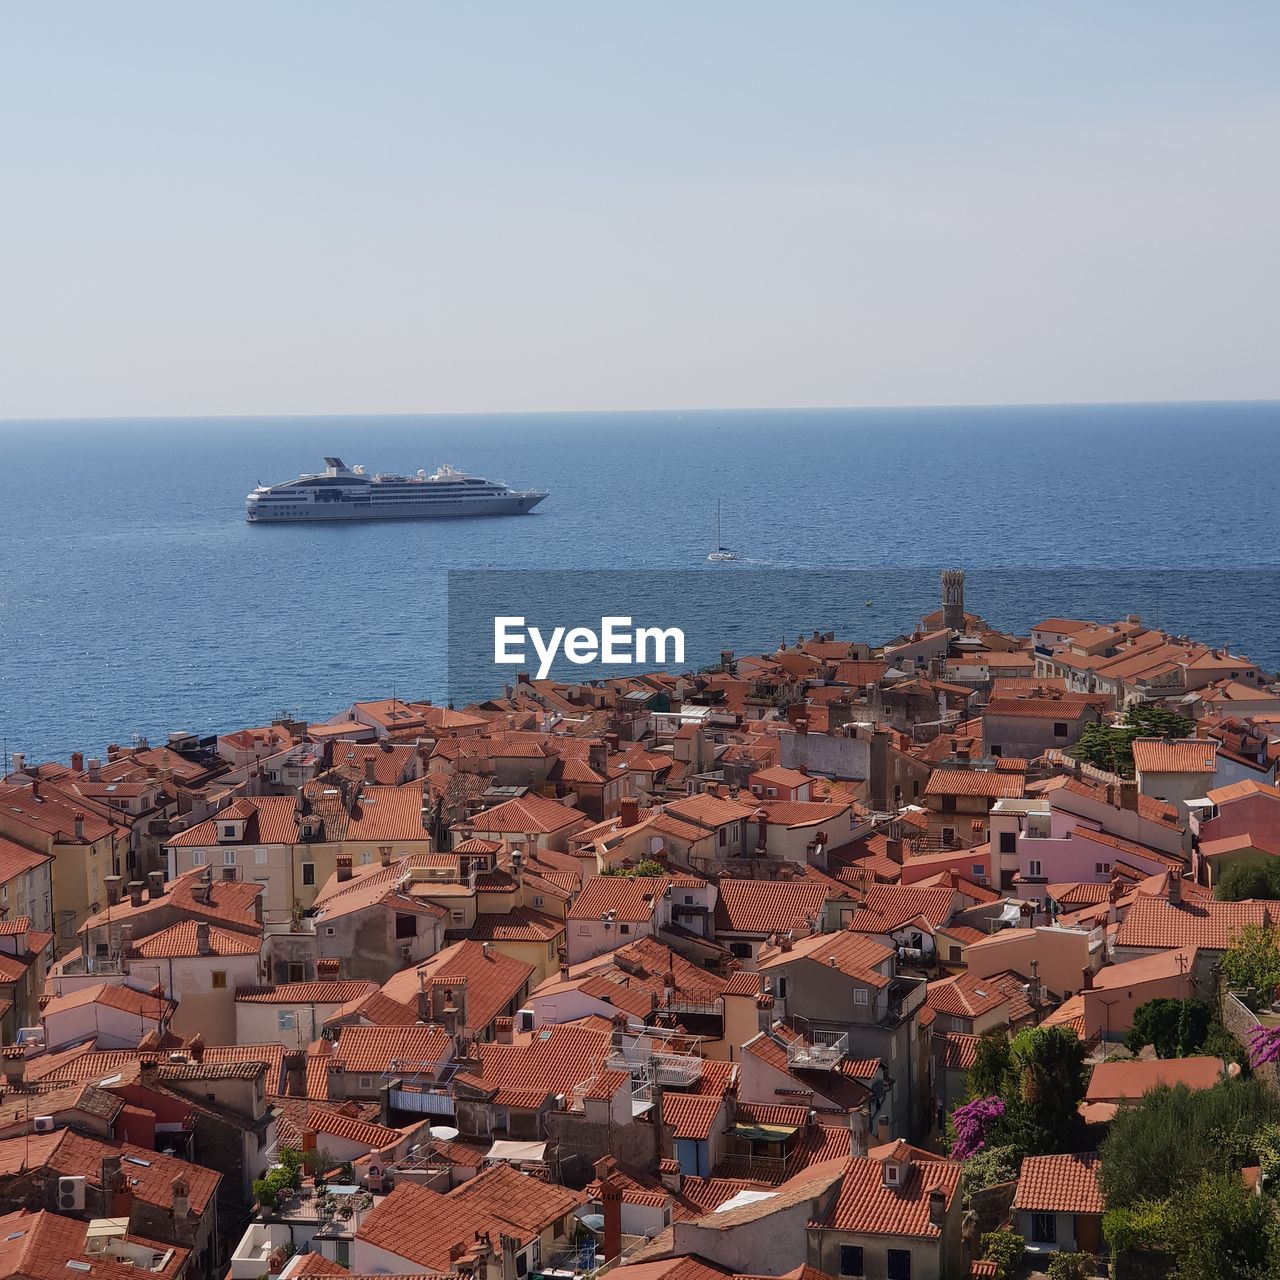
[707,499,739,561]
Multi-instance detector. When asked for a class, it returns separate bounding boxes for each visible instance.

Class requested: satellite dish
[431,1125,460,1141]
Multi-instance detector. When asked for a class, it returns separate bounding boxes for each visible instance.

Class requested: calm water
[1,402,1278,761]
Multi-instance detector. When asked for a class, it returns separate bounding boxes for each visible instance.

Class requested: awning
[486,1139,547,1163]
[731,1122,798,1143]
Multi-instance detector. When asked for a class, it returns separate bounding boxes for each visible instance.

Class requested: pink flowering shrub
[1247,1024,1280,1067]
[951,1094,1006,1159]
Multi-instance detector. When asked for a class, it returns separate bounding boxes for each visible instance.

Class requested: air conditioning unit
[32,1116,56,1134]
[58,1176,86,1210]
[515,1008,535,1033]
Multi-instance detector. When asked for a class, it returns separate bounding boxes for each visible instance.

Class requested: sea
[1,401,1278,764]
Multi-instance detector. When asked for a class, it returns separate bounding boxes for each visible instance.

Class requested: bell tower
[941,569,966,633]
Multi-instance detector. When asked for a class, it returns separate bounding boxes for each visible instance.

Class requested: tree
[959,1144,1022,1199]
[1047,1254,1093,1280]
[950,1096,1005,1159]
[1162,1173,1280,1280]
[1099,1079,1280,1209]
[1216,856,1280,902]
[967,1029,1013,1098]
[979,1230,1023,1280]
[1221,923,1280,1010]
[1001,1024,1090,1155]
[1071,703,1194,776]
[1124,997,1212,1058]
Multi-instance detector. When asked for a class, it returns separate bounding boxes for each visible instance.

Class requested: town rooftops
[567,874,675,923]
[355,1165,586,1273]
[453,1022,616,1109]
[923,770,1025,800]
[813,1151,962,1239]
[1132,738,1217,774]
[1012,1153,1103,1215]
[757,929,893,988]
[455,792,589,835]
[235,980,379,1004]
[380,938,534,1031]
[1085,1056,1225,1103]
[330,1023,453,1075]
[1114,896,1269,951]
[713,879,828,937]
[0,1209,187,1280]
[41,982,175,1024]
[131,920,260,959]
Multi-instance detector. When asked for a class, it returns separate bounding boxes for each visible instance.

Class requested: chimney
[327,1061,346,1100]
[188,1033,205,1064]
[494,1016,513,1045]
[365,757,377,784]
[316,957,340,978]
[30,778,40,801]
[73,812,86,841]
[127,881,145,908]
[379,844,393,867]
[1081,966,1095,992]
[147,870,165,901]
[171,1177,191,1223]
[70,752,84,774]
[1169,869,1182,905]
[87,758,102,782]
[928,1188,946,1230]
[588,742,607,775]
[336,855,353,883]
[104,875,123,907]
[658,1157,682,1193]
[599,1167,623,1262]
[1120,780,1139,812]
[195,921,212,956]
[619,797,640,829]
[756,992,775,1034]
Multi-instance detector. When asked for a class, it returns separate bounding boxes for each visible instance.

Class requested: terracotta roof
[131,921,260,958]
[41,982,173,1024]
[661,1092,725,1141]
[48,1129,220,1212]
[380,939,534,1032]
[758,929,893,989]
[934,1032,979,1071]
[714,879,828,936]
[662,793,758,830]
[815,1153,961,1238]
[468,909,565,942]
[1132,738,1217,774]
[846,884,956,934]
[83,866,264,934]
[0,785,119,844]
[1086,1056,1224,1102]
[926,972,1014,1021]
[235,981,378,1004]
[1013,1152,1103,1214]
[0,1209,187,1280]
[1114,896,1269,951]
[355,1163,586,1271]
[453,1023,613,1108]
[924,770,1024,800]
[331,1024,452,1075]
[568,875,672,923]
[983,696,1097,720]
[457,793,589,835]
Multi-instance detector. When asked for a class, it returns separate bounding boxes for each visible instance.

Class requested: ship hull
[247,493,547,522]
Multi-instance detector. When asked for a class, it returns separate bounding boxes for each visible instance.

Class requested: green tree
[1000,1024,1090,1155]
[959,1144,1022,1199]
[1221,923,1280,1010]
[1047,1254,1093,1280]
[1071,703,1194,776]
[966,1029,1013,1098]
[979,1230,1023,1280]
[1099,1079,1280,1209]
[1216,856,1280,902]
[1124,997,1212,1058]
[1163,1173,1280,1280]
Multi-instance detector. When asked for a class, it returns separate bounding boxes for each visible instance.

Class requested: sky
[0,3,1277,418]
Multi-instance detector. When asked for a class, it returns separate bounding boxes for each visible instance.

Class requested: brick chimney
[597,1159,623,1262]
[147,870,165,901]
[365,757,377,785]
[127,881,144,908]
[104,875,123,907]
[336,855,353,882]
[1120,780,1139,812]
[619,798,640,828]
[195,921,212,956]
[70,752,84,774]
[1081,966,1094,991]
[1169,869,1182,905]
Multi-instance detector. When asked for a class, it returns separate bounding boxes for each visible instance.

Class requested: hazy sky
[1,3,1277,418]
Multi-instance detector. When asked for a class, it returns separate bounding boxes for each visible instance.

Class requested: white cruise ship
[246,458,549,522]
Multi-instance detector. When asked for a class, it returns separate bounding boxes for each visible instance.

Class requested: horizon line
[0,395,1278,427]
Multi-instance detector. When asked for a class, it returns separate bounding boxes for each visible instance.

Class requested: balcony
[882,976,927,1026]
[786,1029,848,1071]
[385,1083,455,1116]
[606,1049,703,1089]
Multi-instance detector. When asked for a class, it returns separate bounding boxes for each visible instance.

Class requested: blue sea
[1,402,1278,763]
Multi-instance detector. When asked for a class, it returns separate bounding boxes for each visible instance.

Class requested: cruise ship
[245,458,549,522]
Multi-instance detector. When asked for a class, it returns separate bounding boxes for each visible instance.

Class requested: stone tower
[941,569,966,633]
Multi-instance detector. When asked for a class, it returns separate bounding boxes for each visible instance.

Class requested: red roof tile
[1012,1153,1103,1215]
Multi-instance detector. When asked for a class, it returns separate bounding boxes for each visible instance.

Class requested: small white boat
[707,499,739,561]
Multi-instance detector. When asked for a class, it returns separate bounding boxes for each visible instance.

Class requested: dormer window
[218,820,246,843]
[884,1162,900,1185]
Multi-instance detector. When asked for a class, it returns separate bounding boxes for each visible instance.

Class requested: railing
[605,1050,703,1088]
[786,1029,848,1071]
[387,1085,455,1116]
[713,1152,787,1182]
[883,977,927,1026]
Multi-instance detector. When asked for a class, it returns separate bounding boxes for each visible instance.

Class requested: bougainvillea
[1247,1023,1280,1067]
[951,1094,1006,1159]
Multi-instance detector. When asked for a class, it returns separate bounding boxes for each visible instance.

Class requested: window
[776,977,788,998]
[728,941,752,959]
[222,824,237,838]
[1031,1213,1057,1244]
[192,850,208,866]
[289,963,305,982]
[718,829,727,848]
[886,1250,912,1280]
[360,851,373,865]
[990,746,1002,758]
[971,863,985,877]
[211,971,227,989]
[223,849,237,865]
[533,896,544,907]
[999,832,1017,854]
[941,795,956,813]
[1053,722,1069,737]
[1028,860,1042,877]
[302,862,315,886]
[949,946,962,962]
[395,913,416,939]
[255,848,268,865]
[620,923,631,934]
[578,924,591,936]
[278,1011,297,1032]
[359,1075,373,1089]
[839,1245,864,1276]
[853,988,868,1005]
[1095,862,1111,874]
